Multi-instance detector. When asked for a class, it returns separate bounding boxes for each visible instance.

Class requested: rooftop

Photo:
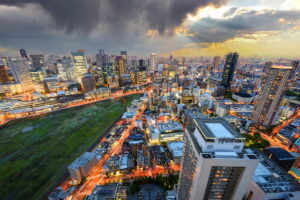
[157,122,183,133]
[194,118,245,140]
[264,147,294,160]
[167,141,183,157]
[68,152,96,170]
[251,150,300,193]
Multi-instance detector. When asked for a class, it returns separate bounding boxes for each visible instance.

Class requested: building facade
[177,118,258,200]
[252,65,294,126]
[221,52,239,90]
[71,50,88,83]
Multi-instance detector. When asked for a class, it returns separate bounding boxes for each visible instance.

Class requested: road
[250,109,300,152]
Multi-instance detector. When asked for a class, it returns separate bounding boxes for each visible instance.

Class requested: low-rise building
[263,148,296,171]
[167,141,183,164]
[85,183,119,200]
[232,92,253,103]
[245,150,300,200]
[68,152,97,183]
[48,187,67,200]
[157,122,184,142]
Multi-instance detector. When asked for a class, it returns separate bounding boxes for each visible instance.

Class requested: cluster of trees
[243,132,270,149]
[128,174,178,194]
[285,90,300,100]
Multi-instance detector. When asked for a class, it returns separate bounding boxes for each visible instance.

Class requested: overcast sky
[0,0,300,58]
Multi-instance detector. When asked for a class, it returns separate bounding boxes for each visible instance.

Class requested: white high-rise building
[71,50,88,83]
[177,118,258,200]
[150,53,156,71]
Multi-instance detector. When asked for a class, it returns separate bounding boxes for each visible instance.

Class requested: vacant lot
[0,95,140,200]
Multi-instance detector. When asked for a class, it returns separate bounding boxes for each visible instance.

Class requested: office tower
[0,60,10,83]
[221,52,239,90]
[120,51,127,60]
[138,59,147,67]
[30,55,44,70]
[252,64,294,126]
[20,49,29,61]
[150,53,156,71]
[57,57,75,81]
[114,56,125,76]
[71,50,88,83]
[212,56,221,70]
[177,118,258,200]
[96,50,107,67]
[7,57,33,92]
[121,51,128,72]
[102,63,114,84]
[81,73,96,92]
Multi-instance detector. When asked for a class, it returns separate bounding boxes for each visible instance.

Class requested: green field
[0,95,140,200]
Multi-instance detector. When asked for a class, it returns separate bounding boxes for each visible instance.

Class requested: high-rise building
[57,57,75,81]
[252,64,294,126]
[102,63,114,84]
[120,51,127,60]
[30,55,44,70]
[20,49,29,61]
[150,53,156,71]
[96,50,107,67]
[221,52,239,90]
[7,57,33,92]
[114,56,125,76]
[71,50,88,83]
[138,59,147,68]
[212,56,221,69]
[177,118,258,200]
[0,60,10,83]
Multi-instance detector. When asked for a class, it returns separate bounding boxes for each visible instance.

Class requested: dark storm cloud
[0,0,227,34]
[188,9,300,43]
[1,0,101,34]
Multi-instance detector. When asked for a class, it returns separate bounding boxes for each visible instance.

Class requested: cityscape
[1,1,300,200]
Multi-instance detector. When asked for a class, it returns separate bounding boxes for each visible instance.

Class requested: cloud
[186,9,300,43]
[0,0,227,35]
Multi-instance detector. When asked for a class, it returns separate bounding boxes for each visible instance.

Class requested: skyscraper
[221,52,239,90]
[252,64,294,126]
[177,118,258,200]
[96,50,107,67]
[150,53,156,71]
[7,57,33,92]
[71,50,88,83]
[20,49,29,61]
[212,56,221,70]
[114,56,125,76]
[29,55,44,70]
[57,57,75,81]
